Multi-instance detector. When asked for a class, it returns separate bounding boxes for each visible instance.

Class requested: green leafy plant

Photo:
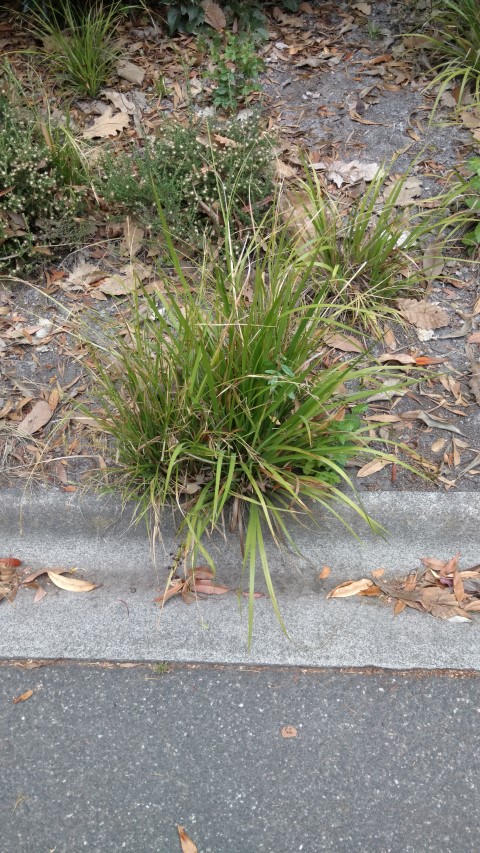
[84,204,409,641]
[163,0,204,34]
[225,1,268,40]
[208,33,264,112]
[27,0,126,97]
[0,96,79,274]
[97,119,273,248]
[284,165,466,329]
[417,0,480,108]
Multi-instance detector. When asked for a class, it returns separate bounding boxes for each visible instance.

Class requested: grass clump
[0,95,79,274]
[419,0,480,108]
[283,166,465,329]
[97,119,273,249]
[26,0,125,97]
[86,208,407,641]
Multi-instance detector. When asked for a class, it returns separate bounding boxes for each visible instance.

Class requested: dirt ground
[0,0,479,493]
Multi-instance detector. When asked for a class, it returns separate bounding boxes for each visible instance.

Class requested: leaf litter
[327,554,480,622]
[0,560,99,604]
[1,0,480,496]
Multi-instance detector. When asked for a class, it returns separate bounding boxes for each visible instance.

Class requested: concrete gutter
[1,487,479,669]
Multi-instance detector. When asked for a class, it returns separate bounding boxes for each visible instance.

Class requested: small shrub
[97,119,273,249]
[163,0,205,34]
[225,1,268,40]
[161,0,271,37]
[26,0,125,97]
[85,209,409,641]
[208,33,264,112]
[0,96,78,274]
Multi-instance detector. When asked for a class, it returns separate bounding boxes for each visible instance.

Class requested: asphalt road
[1,663,480,853]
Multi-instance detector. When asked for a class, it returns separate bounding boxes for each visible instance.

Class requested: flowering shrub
[97,119,273,249]
[0,97,75,274]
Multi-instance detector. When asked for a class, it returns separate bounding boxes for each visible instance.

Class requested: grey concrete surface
[1,487,480,668]
[2,662,480,853]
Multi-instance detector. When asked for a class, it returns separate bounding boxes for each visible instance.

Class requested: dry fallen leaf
[281,725,298,738]
[319,565,331,579]
[378,352,416,365]
[371,568,385,579]
[0,557,21,569]
[47,572,97,592]
[328,554,480,622]
[312,159,382,187]
[393,176,422,206]
[13,689,34,704]
[401,409,466,436]
[16,400,53,436]
[117,60,145,85]
[323,332,364,353]
[82,107,130,139]
[352,1,371,13]
[276,159,297,180]
[21,566,71,584]
[327,578,373,598]
[96,263,148,296]
[21,566,97,592]
[65,261,105,288]
[396,299,449,330]
[201,0,226,30]
[156,567,229,605]
[460,107,480,129]
[357,459,389,478]
[177,825,198,853]
[33,586,47,604]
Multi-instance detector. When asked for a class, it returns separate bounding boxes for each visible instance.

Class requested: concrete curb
[1,487,479,669]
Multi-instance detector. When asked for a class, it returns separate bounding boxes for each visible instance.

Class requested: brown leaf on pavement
[327,554,480,622]
[0,557,20,603]
[156,567,230,606]
[281,725,298,738]
[327,578,374,598]
[371,568,385,579]
[20,567,97,592]
[47,572,98,592]
[319,566,331,579]
[177,825,198,853]
[12,689,34,704]
[0,557,21,569]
